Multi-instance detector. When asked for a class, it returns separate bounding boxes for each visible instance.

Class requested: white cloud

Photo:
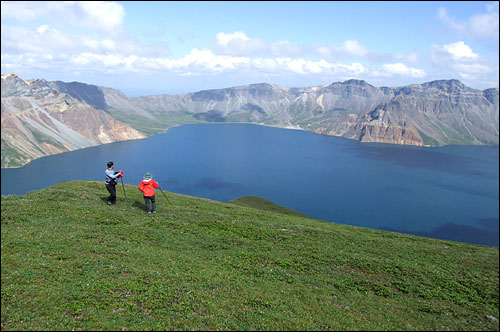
[2,9,430,86]
[81,37,117,52]
[2,38,430,85]
[438,4,499,40]
[2,22,168,59]
[216,31,305,58]
[315,46,333,59]
[216,31,250,47]
[270,40,304,57]
[1,1,51,21]
[394,52,419,65]
[2,3,496,92]
[69,53,143,73]
[175,48,251,72]
[253,58,279,71]
[430,42,498,87]
[2,25,74,54]
[442,41,479,59]
[438,7,465,34]
[71,53,93,66]
[1,1,125,32]
[215,31,267,56]
[339,63,367,76]
[313,39,421,66]
[379,63,426,78]
[338,40,368,57]
[36,24,49,34]
[314,40,369,60]
[257,57,367,77]
[469,11,499,39]
[79,1,125,30]
[287,58,307,74]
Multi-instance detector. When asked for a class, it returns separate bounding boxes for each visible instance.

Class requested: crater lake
[2,123,498,246]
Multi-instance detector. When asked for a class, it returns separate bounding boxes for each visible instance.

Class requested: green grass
[109,110,204,136]
[29,127,66,151]
[1,139,29,168]
[229,196,313,219]
[1,181,498,331]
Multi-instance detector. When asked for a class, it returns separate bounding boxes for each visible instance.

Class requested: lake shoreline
[6,121,498,170]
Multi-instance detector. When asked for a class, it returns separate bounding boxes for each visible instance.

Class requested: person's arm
[107,169,120,179]
[106,169,119,181]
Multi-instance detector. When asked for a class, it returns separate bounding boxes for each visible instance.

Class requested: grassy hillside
[228,195,313,219]
[1,181,498,331]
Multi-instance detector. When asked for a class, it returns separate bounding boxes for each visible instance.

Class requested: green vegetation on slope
[1,139,28,168]
[229,196,313,219]
[1,181,499,331]
[108,110,204,136]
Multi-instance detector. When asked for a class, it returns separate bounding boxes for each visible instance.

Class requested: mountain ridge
[1,74,146,168]
[2,73,498,168]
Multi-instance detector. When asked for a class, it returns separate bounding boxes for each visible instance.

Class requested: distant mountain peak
[248,82,275,88]
[423,79,466,90]
[338,79,369,86]
[1,73,19,79]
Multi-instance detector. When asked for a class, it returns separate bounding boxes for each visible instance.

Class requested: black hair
[107,161,114,168]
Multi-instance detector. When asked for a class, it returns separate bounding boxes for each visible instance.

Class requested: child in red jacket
[138,172,159,214]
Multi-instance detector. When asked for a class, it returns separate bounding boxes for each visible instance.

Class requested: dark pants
[106,183,117,204]
[144,196,156,212]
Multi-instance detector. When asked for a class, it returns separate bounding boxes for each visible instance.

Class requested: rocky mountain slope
[314,80,499,146]
[100,78,498,147]
[1,74,146,168]
[2,74,498,168]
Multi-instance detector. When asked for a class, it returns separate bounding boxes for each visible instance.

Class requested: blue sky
[1,1,498,96]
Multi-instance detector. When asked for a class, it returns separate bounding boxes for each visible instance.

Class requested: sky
[1,1,499,97]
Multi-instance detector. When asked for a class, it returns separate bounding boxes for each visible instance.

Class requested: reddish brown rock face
[1,74,146,167]
[314,122,424,146]
[353,123,424,146]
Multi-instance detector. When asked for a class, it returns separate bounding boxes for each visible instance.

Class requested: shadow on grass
[98,194,174,217]
[132,200,149,212]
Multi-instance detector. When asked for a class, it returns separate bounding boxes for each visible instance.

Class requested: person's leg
[144,196,151,212]
[106,184,114,204]
[110,185,117,204]
[151,195,156,213]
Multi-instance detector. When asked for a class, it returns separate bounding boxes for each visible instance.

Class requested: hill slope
[1,181,499,331]
[228,195,313,219]
[1,74,146,168]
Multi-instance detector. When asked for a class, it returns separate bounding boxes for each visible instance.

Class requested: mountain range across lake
[1,73,498,168]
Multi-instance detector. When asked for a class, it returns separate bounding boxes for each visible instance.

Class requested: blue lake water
[2,123,499,246]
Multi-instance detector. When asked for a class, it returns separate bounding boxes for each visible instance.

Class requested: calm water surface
[2,123,498,246]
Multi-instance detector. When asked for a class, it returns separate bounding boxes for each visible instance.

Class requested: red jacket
[138,179,159,197]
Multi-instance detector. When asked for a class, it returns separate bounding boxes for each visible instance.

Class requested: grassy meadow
[1,181,498,331]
